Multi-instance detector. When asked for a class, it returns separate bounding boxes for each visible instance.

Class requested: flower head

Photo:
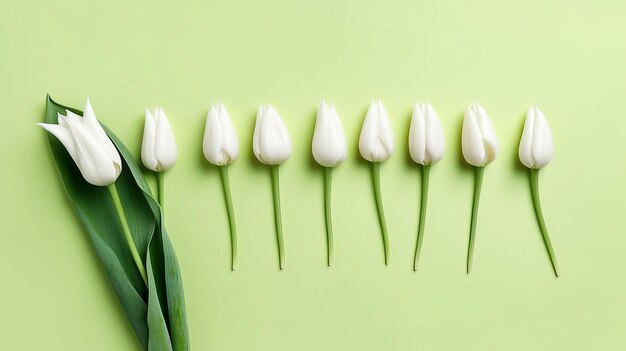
[253,104,292,165]
[359,100,394,162]
[312,101,347,167]
[141,107,177,172]
[409,102,445,165]
[203,102,240,166]
[37,98,122,186]
[519,106,553,169]
[462,102,499,167]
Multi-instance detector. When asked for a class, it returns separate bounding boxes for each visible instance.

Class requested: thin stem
[414,164,430,271]
[467,166,484,274]
[157,172,165,213]
[324,167,334,266]
[220,166,238,270]
[371,162,390,265]
[270,165,285,270]
[108,183,148,286]
[530,169,560,277]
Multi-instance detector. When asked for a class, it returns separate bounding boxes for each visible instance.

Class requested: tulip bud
[203,103,240,166]
[462,102,499,167]
[359,100,394,162]
[37,98,122,186]
[253,104,292,165]
[519,107,554,169]
[141,107,177,172]
[408,102,445,165]
[312,101,347,167]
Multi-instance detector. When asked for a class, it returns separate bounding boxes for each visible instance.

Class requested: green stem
[467,166,484,274]
[324,167,334,266]
[270,165,285,270]
[371,162,390,265]
[157,171,165,214]
[220,166,238,270]
[108,183,148,286]
[530,169,560,277]
[414,164,430,271]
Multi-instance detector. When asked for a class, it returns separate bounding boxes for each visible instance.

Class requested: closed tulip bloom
[462,102,498,274]
[359,100,394,162]
[203,102,240,269]
[37,98,122,186]
[141,107,177,172]
[312,100,347,266]
[359,100,393,264]
[253,104,292,165]
[462,102,499,167]
[519,106,559,276]
[203,103,240,166]
[408,102,445,271]
[519,107,553,169]
[253,104,291,269]
[312,101,347,167]
[409,102,445,165]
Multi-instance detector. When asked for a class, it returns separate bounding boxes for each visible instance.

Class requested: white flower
[203,103,240,166]
[253,104,292,165]
[408,102,445,165]
[37,98,122,186]
[358,100,394,162]
[312,101,347,167]
[519,106,554,169]
[462,102,499,167]
[141,107,177,172]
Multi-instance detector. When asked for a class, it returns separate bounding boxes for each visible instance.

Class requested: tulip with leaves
[359,100,394,265]
[519,106,559,276]
[408,102,445,271]
[253,104,292,269]
[39,96,190,350]
[462,102,499,274]
[38,98,148,285]
[203,102,240,270]
[141,107,177,212]
[312,101,347,266]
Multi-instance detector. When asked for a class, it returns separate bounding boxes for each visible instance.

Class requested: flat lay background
[2,0,625,350]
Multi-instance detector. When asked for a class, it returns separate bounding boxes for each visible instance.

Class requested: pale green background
[1,0,625,350]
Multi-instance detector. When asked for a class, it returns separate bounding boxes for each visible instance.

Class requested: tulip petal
[83,98,122,174]
[37,122,77,159]
[409,103,427,164]
[462,105,486,166]
[252,105,264,161]
[474,103,499,164]
[518,107,536,168]
[141,109,159,171]
[154,108,177,171]
[531,107,553,168]
[425,102,445,164]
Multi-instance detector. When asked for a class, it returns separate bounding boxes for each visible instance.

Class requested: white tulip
[37,98,122,186]
[519,107,553,169]
[203,103,240,166]
[253,104,292,165]
[141,107,177,172]
[359,100,394,162]
[462,102,499,167]
[408,102,445,165]
[312,101,347,167]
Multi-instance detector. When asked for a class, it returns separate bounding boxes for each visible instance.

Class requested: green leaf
[42,95,189,350]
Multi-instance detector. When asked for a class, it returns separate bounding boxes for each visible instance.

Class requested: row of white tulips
[39,98,558,276]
